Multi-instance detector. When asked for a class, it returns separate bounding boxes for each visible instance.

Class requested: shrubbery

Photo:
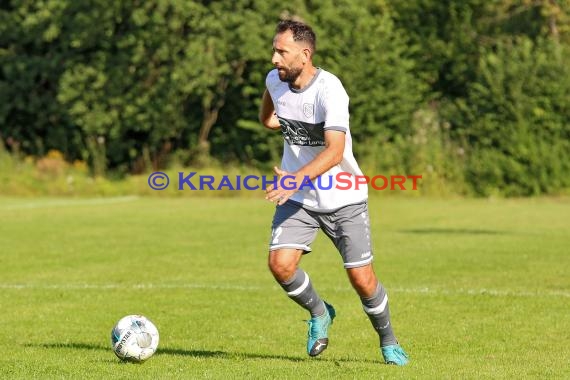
[1,1,568,196]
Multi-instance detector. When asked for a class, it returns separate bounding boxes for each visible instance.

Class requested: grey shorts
[269,201,373,269]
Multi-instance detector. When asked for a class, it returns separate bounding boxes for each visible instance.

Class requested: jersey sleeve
[320,77,349,132]
[265,69,279,97]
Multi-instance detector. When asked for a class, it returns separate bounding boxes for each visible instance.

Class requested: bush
[443,37,570,196]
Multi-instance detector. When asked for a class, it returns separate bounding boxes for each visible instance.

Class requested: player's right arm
[259,89,281,130]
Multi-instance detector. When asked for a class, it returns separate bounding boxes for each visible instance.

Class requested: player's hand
[265,113,281,130]
[265,166,298,206]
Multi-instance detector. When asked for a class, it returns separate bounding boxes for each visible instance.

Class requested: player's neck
[291,65,318,90]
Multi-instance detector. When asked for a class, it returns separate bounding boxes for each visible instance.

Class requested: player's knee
[351,277,372,294]
[267,251,297,282]
[347,267,377,297]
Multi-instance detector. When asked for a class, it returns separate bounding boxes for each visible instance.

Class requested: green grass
[0,196,569,379]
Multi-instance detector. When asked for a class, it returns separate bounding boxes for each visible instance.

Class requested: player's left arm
[259,89,281,130]
[265,130,344,205]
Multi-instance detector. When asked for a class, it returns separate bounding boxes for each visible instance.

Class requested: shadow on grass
[30,343,229,359]
[32,342,108,351]
[399,227,508,235]
[29,342,378,364]
[158,348,379,364]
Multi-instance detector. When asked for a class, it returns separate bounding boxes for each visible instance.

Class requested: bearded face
[272,31,311,86]
[277,65,303,84]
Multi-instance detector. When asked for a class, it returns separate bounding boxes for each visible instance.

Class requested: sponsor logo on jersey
[278,116,325,146]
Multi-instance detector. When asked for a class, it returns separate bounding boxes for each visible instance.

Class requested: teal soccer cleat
[381,344,409,365]
[307,302,336,357]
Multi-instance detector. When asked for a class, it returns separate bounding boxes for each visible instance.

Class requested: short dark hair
[276,20,316,54]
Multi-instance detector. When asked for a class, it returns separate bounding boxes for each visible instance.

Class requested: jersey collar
[289,68,322,93]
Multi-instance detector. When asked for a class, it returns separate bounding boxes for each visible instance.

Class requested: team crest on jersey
[302,103,314,119]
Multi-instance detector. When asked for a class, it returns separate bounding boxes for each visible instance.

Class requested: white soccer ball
[111,315,159,362]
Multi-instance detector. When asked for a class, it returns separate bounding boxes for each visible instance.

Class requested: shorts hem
[269,243,312,252]
[343,256,373,269]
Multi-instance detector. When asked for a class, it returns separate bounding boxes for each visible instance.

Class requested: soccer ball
[111,315,159,362]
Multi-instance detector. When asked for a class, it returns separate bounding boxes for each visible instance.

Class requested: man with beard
[258,19,409,366]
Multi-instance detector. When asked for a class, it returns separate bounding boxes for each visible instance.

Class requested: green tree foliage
[448,37,570,195]
[308,0,427,159]
[0,0,74,157]
[0,0,568,195]
[1,0,274,172]
[391,0,570,195]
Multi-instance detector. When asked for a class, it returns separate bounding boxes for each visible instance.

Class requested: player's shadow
[158,348,377,364]
[156,348,232,359]
[30,343,377,364]
[399,227,507,235]
[157,348,306,362]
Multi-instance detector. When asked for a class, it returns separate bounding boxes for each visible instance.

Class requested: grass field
[0,196,569,379]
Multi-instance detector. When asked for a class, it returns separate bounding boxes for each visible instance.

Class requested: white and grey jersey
[266,68,368,212]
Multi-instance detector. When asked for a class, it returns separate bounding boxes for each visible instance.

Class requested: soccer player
[258,19,409,365]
